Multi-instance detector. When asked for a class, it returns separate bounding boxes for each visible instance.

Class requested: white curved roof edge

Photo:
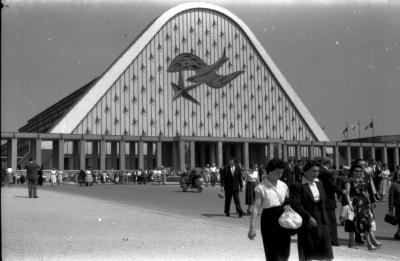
[50,1,329,141]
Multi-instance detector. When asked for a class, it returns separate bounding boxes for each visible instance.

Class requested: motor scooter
[180,172,203,192]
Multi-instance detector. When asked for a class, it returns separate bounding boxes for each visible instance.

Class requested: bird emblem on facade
[167,48,244,104]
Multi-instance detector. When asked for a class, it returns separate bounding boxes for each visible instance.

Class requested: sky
[1,0,400,141]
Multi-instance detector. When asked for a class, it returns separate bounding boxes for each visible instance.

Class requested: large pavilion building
[2,2,398,171]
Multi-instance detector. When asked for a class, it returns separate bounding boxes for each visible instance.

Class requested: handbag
[384,214,398,225]
[278,207,303,229]
[347,209,354,221]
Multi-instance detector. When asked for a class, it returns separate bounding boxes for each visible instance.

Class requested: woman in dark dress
[344,164,382,250]
[290,160,333,261]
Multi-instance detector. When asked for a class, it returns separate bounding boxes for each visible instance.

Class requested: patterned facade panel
[72,9,316,141]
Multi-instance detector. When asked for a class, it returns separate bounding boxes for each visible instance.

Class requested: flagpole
[358,120,361,139]
[372,118,375,144]
[346,122,349,140]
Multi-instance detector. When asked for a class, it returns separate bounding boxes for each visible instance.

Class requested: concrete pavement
[2,186,400,261]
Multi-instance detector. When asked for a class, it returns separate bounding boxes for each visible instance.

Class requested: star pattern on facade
[71,11,319,141]
[105,129,110,135]
[86,128,91,135]
[167,120,172,128]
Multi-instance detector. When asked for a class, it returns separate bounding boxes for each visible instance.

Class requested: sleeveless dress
[345,178,373,233]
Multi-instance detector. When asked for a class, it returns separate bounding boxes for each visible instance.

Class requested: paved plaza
[2,184,400,261]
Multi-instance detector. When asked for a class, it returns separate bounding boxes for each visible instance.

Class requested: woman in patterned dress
[344,164,382,250]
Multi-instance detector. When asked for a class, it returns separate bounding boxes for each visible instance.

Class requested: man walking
[24,158,40,198]
[220,158,244,218]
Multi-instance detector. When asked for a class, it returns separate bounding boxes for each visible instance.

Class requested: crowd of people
[242,158,400,261]
[2,156,400,260]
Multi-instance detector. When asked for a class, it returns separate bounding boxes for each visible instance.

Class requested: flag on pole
[342,126,348,136]
[351,124,358,131]
[365,120,374,130]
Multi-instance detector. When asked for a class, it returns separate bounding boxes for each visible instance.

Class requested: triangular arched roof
[50,2,329,141]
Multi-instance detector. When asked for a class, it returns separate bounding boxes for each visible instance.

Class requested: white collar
[302,176,319,185]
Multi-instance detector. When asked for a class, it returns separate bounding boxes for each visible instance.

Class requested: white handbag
[278,207,303,229]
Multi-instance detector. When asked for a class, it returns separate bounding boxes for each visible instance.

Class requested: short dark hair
[303,160,320,173]
[29,157,33,161]
[350,164,363,175]
[265,158,285,173]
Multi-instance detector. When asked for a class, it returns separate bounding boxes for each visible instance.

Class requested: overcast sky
[1,0,399,141]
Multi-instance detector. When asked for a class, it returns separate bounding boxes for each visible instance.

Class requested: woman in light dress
[85,167,93,186]
[57,170,63,186]
[379,164,391,198]
[50,168,57,186]
[245,165,260,214]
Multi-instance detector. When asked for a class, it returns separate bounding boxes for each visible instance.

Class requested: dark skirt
[245,181,257,205]
[261,206,291,261]
[297,211,333,261]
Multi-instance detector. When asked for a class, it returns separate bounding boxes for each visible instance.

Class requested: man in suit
[24,157,41,198]
[318,159,341,246]
[281,159,295,187]
[220,158,244,217]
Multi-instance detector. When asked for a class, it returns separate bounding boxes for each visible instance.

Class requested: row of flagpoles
[342,119,375,140]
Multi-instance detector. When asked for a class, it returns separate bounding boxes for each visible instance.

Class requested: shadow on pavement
[173,190,201,193]
[376,235,399,242]
[201,213,231,218]
[14,196,30,198]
